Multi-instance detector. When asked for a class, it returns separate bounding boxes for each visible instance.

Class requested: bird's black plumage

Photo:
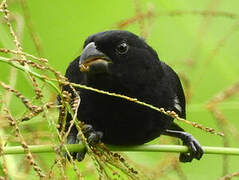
[62,30,203,162]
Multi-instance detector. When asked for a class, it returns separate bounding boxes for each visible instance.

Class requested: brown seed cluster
[3,108,45,178]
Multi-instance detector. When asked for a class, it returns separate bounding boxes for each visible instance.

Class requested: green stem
[0,56,61,94]
[2,144,239,156]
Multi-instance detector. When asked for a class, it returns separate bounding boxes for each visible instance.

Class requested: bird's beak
[79,42,111,73]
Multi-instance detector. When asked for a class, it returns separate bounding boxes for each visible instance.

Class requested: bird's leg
[66,124,103,161]
[162,129,204,162]
[67,132,86,161]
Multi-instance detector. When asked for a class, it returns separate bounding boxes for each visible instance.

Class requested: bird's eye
[116,42,129,54]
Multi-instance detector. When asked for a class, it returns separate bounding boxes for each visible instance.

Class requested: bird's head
[79,30,163,81]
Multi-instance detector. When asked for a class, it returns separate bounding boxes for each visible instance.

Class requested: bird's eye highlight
[116,42,128,54]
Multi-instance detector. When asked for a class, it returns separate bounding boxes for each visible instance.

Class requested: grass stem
[2,144,239,156]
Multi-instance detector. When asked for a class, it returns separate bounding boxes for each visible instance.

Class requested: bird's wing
[160,61,186,119]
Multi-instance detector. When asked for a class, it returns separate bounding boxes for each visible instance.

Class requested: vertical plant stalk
[19,0,44,56]
[207,81,239,175]
[60,92,84,179]
[2,0,43,99]
[3,108,45,178]
[1,14,23,108]
[0,136,9,180]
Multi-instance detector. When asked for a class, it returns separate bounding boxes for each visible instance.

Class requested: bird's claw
[66,124,103,161]
[82,124,103,146]
[179,133,204,162]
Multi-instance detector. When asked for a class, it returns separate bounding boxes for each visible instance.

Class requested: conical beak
[79,42,111,73]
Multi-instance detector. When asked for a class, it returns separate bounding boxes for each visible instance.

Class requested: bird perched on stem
[62,30,203,162]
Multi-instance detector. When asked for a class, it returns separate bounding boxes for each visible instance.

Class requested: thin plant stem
[0,55,224,137]
[2,144,239,156]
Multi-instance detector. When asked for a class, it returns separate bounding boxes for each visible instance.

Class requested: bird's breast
[77,90,173,145]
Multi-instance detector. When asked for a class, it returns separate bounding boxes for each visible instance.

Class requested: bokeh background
[0,0,239,179]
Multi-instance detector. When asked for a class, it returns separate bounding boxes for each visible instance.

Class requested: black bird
[62,30,203,162]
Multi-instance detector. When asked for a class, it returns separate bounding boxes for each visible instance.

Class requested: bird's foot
[82,124,103,146]
[179,133,204,163]
[66,124,103,161]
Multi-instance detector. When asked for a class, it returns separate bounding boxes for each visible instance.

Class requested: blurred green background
[0,0,239,179]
